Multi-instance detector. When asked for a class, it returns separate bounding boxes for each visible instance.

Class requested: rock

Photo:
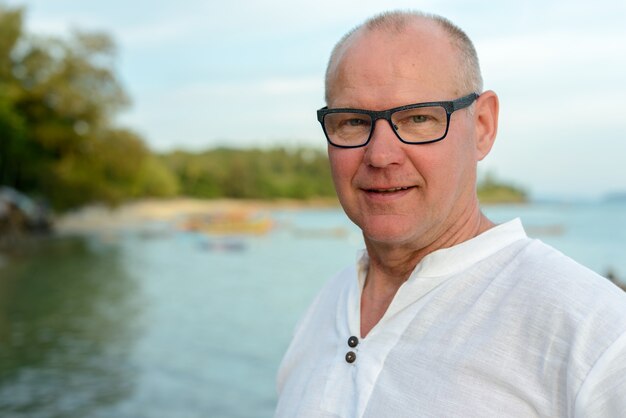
[0,187,52,246]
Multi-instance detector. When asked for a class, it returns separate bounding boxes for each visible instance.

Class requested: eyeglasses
[317,93,479,148]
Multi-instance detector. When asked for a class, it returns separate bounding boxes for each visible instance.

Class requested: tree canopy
[0,6,177,210]
[159,147,336,200]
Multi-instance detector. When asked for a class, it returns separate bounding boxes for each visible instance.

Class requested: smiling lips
[365,186,415,194]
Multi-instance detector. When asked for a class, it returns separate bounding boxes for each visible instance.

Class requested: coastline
[54,196,532,235]
[54,197,341,235]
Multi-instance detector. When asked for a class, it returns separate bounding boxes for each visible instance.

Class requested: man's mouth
[366,186,414,193]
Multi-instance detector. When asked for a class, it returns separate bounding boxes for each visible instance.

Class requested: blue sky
[4,0,626,199]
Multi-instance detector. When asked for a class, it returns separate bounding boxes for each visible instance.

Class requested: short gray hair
[324,11,483,103]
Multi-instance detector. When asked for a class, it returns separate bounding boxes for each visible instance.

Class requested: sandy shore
[55,197,339,234]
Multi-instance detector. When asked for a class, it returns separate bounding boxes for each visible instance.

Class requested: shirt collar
[356,218,527,284]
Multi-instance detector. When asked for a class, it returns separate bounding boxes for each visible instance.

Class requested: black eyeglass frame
[316,93,480,148]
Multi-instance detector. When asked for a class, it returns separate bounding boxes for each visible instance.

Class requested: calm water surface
[0,202,624,417]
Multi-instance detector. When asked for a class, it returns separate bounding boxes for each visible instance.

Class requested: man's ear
[473,90,499,161]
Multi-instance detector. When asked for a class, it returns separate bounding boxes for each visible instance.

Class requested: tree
[159,147,336,200]
[0,5,178,210]
[0,7,27,188]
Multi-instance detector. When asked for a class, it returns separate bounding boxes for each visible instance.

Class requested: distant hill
[160,148,528,204]
[477,172,527,204]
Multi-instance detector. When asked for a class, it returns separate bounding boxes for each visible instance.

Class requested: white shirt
[276,219,626,417]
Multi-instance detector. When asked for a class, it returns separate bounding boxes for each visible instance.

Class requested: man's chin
[361,222,420,247]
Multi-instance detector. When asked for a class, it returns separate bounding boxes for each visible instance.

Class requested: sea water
[0,202,624,417]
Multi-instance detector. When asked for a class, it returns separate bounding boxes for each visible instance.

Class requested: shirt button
[345,351,356,363]
[348,336,359,348]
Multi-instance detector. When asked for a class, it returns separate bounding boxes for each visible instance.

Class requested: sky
[3,0,626,200]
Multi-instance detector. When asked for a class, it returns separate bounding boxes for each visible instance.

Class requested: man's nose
[363,118,406,168]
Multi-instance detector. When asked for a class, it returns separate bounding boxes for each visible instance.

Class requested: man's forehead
[326,23,461,106]
[337,19,448,62]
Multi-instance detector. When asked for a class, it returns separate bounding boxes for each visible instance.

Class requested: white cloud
[117,76,326,151]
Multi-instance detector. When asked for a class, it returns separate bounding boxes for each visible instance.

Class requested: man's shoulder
[316,263,358,299]
[500,238,626,334]
[511,238,624,298]
[294,263,357,326]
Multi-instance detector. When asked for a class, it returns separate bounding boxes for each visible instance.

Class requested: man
[276,11,626,417]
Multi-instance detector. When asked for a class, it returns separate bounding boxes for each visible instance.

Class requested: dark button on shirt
[345,351,356,363]
[348,336,359,348]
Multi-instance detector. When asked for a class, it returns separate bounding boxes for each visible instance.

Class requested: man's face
[326,24,482,249]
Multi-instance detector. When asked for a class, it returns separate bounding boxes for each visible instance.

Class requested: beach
[55,197,340,235]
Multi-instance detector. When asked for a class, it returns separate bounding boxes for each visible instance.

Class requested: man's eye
[410,115,429,123]
[346,118,367,126]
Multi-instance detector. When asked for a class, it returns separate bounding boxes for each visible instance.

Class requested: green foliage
[48,129,179,209]
[0,5,178,210]
[160,147,336,200]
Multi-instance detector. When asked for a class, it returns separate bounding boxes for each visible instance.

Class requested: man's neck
[359,202,494,337]
[365,203,494,287]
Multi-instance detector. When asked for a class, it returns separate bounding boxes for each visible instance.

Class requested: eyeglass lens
[323,105,448,146]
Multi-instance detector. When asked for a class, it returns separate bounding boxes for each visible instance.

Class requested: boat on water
[180,211,273,235]
[199,238,247,252]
